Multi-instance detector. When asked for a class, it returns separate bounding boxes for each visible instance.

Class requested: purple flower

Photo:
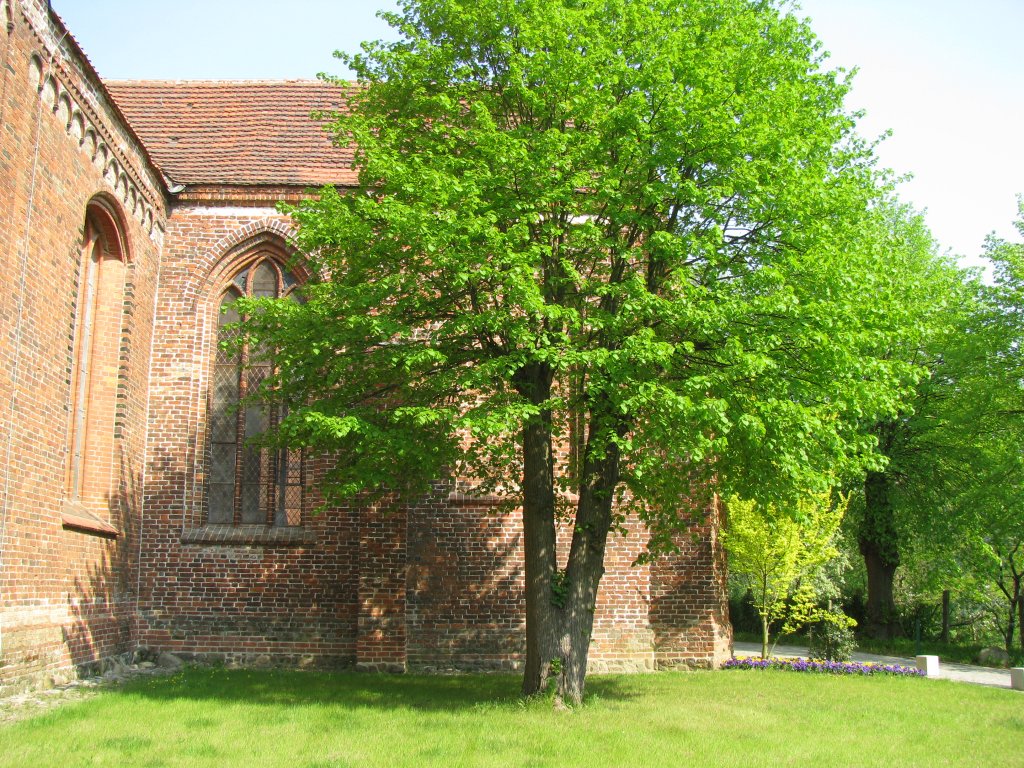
[723,656,925,677]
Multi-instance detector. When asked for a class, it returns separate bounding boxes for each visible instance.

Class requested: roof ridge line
[106,78,354,85]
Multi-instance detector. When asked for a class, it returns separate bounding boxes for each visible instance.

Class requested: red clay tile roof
[105,80,357,187]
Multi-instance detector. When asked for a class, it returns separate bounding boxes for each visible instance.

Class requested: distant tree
[883,199,1024,651]
[932,200,1024,653]
[843,205,972,638]
[975,201,1024,652]
[237,0,923,704]
[724,490,851,659]
[948,471,1024,654]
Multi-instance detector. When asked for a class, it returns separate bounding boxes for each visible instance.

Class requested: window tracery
[208,256,304,527]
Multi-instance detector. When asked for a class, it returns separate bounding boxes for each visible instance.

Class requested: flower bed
[724,657,925,676]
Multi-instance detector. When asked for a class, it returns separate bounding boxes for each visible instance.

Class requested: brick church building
[0,0,730,692]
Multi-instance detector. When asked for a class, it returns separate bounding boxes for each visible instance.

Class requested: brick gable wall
[0,1,164,693]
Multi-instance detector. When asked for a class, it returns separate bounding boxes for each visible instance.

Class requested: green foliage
[829,200,988,638]
[934,200,1024,653]
[232,0,946,698]
[727,588,763,635]
[239,0,924,539]
[549,568,568,610]
[807,616,857,661]
[724,490,851,658]
[872,199,1024,652]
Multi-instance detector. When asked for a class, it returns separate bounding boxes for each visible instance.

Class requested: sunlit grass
[0,668,1019,767]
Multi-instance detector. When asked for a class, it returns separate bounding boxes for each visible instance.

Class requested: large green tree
[238,0,921,704]
[975,202,1024,651]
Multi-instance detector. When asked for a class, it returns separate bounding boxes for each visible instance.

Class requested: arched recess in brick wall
[201,235,310,528]
[198,227,306,297]
[64,194,131,527]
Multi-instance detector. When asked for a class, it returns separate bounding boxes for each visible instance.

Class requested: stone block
[157,652,183,671]
[1011,667,1024,691]
[916,655,940,677]
[978,646,1011,667]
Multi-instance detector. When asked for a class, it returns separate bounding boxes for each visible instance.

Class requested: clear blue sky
[51,0,1024,268]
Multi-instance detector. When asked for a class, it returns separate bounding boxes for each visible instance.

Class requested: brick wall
[356,498,408,672]
[406,482,729,674]
[406,486,526,672]
[650,499,732,669]
[0,1,164,693]
[136,202,360,669]
[0,0,730,692]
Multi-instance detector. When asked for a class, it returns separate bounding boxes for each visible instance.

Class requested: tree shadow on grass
[110,668,646,712]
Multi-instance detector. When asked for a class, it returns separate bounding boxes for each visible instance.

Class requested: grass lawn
[0,668,1019,767]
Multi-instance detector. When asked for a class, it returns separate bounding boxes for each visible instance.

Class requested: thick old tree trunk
[554,420,622,707]
[515,364,559,696]
[859,470,902,639]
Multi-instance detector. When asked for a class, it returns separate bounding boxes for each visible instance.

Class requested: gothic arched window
[208,256,304,527]
[66,198,128,516]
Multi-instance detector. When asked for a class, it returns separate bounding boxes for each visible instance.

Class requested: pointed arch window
[64,200,128,535]
[208,256,304,527]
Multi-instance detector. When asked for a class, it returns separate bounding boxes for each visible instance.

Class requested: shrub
[808,615,857,661]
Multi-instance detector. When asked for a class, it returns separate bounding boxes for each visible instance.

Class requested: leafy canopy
[237,0,921,547]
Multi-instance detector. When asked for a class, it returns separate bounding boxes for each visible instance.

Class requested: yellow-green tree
[724,491,850,659]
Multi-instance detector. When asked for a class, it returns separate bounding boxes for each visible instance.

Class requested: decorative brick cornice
[17,0,167,240]
[174,185,344,206]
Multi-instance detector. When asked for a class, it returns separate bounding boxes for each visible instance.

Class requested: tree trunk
[1017,585,1023,655]
[1004,596,1016,656]
[1010,572,1022,656]
[761,615,770,660]
[940,590,950,644]
[515,364,559,696]
[859,470,902,639]
[554,418,623,707]
[1012,553,1023,655]
[760,572,770,659]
